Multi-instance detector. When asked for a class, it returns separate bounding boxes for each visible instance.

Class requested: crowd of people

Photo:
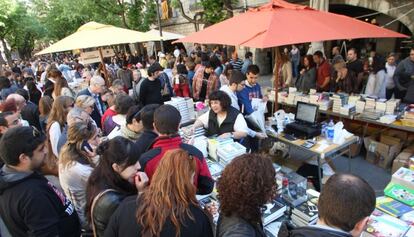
[277,46,414,104]
[0,43,411,237]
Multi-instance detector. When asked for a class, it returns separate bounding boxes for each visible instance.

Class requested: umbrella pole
[99,47,110,87]
[273,47,281,113]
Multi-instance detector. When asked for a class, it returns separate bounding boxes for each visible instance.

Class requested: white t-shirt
[198,110,248,134]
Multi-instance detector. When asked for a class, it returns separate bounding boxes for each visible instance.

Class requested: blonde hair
[59,121,97,169]
[75,95,95,110]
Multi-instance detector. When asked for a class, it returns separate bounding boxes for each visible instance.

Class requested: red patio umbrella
[175,0,408,111]
[175,0,408,48]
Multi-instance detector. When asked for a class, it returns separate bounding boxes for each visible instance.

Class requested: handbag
[90,189,117,237]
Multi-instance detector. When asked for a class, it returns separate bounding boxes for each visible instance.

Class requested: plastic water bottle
[327,119,335,142]
[320,122,327,138]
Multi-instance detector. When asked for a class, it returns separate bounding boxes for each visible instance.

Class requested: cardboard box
[391,146,414,173]
[364,134,402,169]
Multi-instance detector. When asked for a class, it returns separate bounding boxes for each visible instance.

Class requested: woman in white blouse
[193,90,248,140]
[59,121,98,230]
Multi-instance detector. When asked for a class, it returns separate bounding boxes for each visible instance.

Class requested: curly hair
[217,154,276,224]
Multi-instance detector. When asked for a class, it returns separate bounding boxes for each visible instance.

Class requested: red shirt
[101,108,117,131]
[317,60,331,92]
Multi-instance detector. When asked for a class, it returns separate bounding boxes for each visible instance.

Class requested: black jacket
[104,195,214,237]
[132,129,158,156]
[0,166,81,237]
[92,190,128,237]
[21,101,41,131]
[216,215,266,237]
[278,222,352,237]
[77,88,104,128]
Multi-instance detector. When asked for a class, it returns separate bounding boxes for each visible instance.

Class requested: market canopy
[146,29,185,41]
[36,22,161,55]
[175,0,408,48]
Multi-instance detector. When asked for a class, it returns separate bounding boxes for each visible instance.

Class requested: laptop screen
[296,102,318,124]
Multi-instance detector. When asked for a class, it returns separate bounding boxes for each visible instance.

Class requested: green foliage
[126,0,157,32]
[199,0,227,24]
[0,1,45,59]
[31,0,157,41]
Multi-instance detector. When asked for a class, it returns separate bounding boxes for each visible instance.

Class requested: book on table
[392,167,414,190]
[362,209,410,237]
[384,183,414,206]
[376,196,413,218]
[262,198,287,226]
[292,201,318,223]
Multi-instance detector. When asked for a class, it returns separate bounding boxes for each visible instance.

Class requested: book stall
[168,94,414,236]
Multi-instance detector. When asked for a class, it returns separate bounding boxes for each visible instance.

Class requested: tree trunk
[1,38,12,67]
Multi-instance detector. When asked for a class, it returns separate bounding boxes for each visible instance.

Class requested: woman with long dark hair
[86,137,148,236]
[216,154,276,237]
[104,149,214,237]
[295,55,316,93]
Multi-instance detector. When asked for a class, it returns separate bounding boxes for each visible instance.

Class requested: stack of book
[309,94,320,105]
[165,97,196,124]
[348,95,361,106]
[291,202,319,227]
[386,99,400,115]
[365,98,376,112]
[179,126,205,143]
[384,168,414,206]
[331,94,348,113]
[360,111,383,121]
[262,198,287,226]
[332,97,343,113]
[376,99,387,113]
[340,104,356,116]
[206,159,224,180]
[318,99,332,111]
[286,93,297,105]
[356,100,366,114]
[217,141,246,166]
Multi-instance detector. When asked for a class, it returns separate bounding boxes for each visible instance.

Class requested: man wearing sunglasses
[0,127,81,236]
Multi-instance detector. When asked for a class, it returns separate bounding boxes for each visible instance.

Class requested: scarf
[121,125,141,141]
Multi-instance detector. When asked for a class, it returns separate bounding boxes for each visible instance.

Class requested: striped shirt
[229,58,244,71]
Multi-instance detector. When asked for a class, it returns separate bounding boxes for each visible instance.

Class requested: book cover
[384,183,414,207]
[292,201,318,222]
[262,199,287,226]
[376,196,413,218]
[363,210,410,237]
[392,167,414,190]
[401,210,414,226]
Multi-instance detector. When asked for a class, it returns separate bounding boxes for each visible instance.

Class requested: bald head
[89,76,106,94]
[6,94,26,112]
